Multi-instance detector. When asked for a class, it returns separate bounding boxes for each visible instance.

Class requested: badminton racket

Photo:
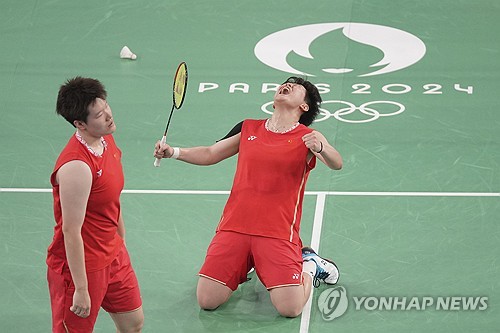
[154,62,188,167]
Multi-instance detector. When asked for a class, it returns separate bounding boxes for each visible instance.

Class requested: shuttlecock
[120,46,137,60]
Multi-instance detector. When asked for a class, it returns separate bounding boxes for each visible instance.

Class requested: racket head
[172,62,188,109]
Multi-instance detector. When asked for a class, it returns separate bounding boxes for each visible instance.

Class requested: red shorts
[47,245,142,333]
[199,231,303,290]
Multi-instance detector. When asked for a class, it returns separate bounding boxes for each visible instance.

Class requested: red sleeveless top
[47,134,124,273]
[217,119,316,244]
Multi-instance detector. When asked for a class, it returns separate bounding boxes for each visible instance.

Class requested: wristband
[170,147,180,159]
[315,142,323,154]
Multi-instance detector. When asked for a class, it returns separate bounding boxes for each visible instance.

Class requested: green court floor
[1,1,499,332]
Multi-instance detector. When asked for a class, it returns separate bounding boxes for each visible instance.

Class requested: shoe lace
[313,271,330,288]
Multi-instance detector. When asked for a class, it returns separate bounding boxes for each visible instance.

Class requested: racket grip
[153,136,167,167]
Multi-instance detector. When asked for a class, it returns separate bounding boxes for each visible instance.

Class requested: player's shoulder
[242,118,265,129]
[243,118,265,124]
[297,123,314,133]
[103,134,116,145]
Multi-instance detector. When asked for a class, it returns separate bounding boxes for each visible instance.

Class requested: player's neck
[271,108,299,124]
[267,112,300,133]
[76,130,104,154]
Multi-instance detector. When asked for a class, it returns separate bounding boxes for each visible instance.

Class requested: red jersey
[217,119,316,244]
[47,133,124,273]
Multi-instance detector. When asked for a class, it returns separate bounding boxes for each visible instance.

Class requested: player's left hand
[302,131,323,153]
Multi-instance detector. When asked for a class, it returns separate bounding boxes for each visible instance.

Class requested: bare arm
[153,132,241,165]
[57,160,92,318]
[302,131,343,170]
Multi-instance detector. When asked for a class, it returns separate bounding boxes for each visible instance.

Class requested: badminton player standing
[47,77,144,332]
[154,77,342,317]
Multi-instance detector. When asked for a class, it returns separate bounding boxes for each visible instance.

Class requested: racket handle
[154,136,167,167]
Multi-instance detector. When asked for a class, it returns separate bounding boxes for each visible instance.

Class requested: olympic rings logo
[261,100,405,123]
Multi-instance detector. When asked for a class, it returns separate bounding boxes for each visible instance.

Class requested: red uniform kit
[47,134,141,333]
[200,119,316,290]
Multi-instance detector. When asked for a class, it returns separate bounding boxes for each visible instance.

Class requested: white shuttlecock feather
[120,46,137,60]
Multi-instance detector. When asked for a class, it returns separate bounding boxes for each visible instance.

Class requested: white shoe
[302,247,340,287]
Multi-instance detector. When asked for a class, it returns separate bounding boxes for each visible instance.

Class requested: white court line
[1,188,499,197]
[0,188,230,194]
[300,193,327,333]
[317,191,500,197]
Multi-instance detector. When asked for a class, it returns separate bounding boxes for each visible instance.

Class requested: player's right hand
[154,140,172,159]
[70,289,91,318]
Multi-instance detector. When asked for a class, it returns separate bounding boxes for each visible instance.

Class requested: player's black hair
[56,77,107,127]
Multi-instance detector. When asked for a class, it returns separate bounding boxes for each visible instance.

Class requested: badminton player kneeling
[154,77,343,317]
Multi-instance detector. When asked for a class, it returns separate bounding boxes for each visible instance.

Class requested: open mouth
[279,85,291,95]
